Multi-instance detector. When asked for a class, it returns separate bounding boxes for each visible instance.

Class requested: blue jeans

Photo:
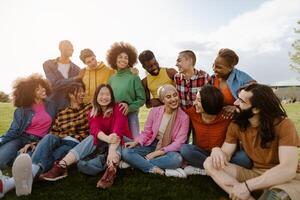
[31,134,79,172]
[71,135,121,176]
[127,111,140,139]
[121,140,183,173]
[0,134,41,169]
[180,144,253,169]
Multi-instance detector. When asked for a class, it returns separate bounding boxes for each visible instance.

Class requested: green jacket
[108,68,145,113]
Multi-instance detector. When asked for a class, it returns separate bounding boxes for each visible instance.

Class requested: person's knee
[180,144,190,157]
[121,148,132,160]
[169,152,183,167]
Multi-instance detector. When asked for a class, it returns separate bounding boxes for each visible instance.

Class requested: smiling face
[143,58,160,76]
[69,87,85,105]
[176,53,193,73]
[97,86,112,107]
[116,52,129,69]
[233,89,255,120]
[34,84,47,101]
[194,91,203,113]
[212,56,233,78]
[162,90,179,110]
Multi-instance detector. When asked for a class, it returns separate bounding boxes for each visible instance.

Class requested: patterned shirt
[50,103,92,141]
[174,69,210,109]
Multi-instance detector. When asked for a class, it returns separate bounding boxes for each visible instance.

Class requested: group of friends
[0,40,299,200]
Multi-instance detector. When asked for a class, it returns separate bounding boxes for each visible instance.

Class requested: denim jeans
[180,144,253,169]
[0,134,41,169]
[31,134,79,172]
[71,135,121,176]
[121,140,183,173]
[127,111,140,139]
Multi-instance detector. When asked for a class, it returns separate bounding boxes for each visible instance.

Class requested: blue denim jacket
[211,68,254,99]
[43,58,80,110]
[0,99,57,145]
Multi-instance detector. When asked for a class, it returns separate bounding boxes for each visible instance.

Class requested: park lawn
[0,102,300,200]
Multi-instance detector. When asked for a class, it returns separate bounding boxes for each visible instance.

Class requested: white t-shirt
[58,63,70,79]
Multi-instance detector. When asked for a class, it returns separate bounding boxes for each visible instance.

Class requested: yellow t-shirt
[83,61,115,103]
[146,68,174,98]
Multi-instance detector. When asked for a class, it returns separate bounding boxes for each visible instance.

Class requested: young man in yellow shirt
[80,48,115,103]
[138,50,177,108]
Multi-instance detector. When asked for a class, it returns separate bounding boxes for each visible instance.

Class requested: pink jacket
[136,105,189,153]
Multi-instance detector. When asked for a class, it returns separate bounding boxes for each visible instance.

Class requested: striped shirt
[50,103,92,141]
[174,69,210,109]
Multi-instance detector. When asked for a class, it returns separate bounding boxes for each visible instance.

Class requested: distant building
[271,85,300,102]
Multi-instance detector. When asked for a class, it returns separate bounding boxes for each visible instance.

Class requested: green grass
[1,103,300,200]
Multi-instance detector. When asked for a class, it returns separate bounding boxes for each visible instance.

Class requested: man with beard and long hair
[203,83,300,200]
[139,50,177,108]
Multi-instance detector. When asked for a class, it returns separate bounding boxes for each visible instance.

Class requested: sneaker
[118,160,130,169]
[41,161,67,181]
[96,165,117,189]
[12,154,33,196]
[165,168,187,178]
[184,166,207,176]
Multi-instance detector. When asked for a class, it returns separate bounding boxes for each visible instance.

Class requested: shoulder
[43,59,56,68]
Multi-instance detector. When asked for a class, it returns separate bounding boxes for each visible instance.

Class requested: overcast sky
[0,0,300,94]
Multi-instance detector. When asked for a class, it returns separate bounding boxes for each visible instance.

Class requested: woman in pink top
[0,74,56,169]
[122,84,189,177]
[42,84,132,189]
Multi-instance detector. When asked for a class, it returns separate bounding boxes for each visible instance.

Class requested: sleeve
[1,108,22,140]
[128,76,146,113]
[49,113,62,136]
[278,118,300,147]
[224,122,239,144]
[162,113,189,153]
[112,104,131,139]
[136,108,155,145]
[43,60,80,91]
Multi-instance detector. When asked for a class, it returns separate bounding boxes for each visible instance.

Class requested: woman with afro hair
[107,42,146,139]
[0,74,57,169]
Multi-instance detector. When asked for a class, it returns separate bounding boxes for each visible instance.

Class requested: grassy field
[0,102,299,200]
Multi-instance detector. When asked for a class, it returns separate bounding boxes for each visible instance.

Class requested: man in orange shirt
[204,83,300,200]
[180,85,251,176]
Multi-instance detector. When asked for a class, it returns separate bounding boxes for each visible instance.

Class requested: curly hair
[12,73,51,107]
[106,42,137,70]
[218,48,239,67]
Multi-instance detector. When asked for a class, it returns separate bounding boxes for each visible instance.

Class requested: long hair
[234,83,287,148]
[90,84,115,118]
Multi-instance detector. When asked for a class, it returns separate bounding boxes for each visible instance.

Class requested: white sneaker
[12,154,33,196]
[183,166,206,176]
[165,168,187,178]
[118,160,130,169]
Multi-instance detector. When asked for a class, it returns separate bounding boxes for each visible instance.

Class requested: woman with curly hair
[107,42,146,139]
[0,74,57,169]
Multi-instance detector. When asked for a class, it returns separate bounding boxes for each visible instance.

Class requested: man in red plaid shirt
[174,50,210,110]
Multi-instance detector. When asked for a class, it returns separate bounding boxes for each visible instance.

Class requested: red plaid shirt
[174,69,210,109]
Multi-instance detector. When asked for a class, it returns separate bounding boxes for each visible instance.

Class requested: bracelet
[244,181,251,193]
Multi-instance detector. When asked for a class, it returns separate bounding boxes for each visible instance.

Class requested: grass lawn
[0,102,299,200]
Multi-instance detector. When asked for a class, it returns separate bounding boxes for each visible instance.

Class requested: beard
[233,107,254,121]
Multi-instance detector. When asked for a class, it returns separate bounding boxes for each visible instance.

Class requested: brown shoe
[40,161,68,181]
[96,165,117,189]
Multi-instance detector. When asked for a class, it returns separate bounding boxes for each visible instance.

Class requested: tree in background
[290,20,300,76]
[0,91,10,102]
